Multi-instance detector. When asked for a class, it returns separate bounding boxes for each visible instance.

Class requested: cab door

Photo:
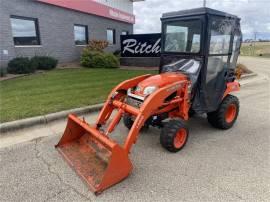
[205,16,234,112]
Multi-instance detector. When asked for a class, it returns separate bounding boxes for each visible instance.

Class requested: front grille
[126,97,143,108]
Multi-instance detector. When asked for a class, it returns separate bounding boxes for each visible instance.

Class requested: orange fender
[223,81,240,99]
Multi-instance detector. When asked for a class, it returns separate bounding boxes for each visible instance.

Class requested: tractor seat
[163,59,201,88]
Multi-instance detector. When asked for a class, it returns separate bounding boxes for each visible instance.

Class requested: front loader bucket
[56,114,133,194]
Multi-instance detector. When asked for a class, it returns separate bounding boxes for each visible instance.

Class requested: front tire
[123,113,134,129]
[123,113,150,131]
[207,95,239,129]
[160,120,189,153]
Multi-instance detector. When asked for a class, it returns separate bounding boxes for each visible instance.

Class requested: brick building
[0,0,144,68]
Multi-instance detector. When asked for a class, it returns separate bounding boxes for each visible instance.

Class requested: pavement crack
[209,181,245,201]
[43,188,68,202]
[33,139,91,201]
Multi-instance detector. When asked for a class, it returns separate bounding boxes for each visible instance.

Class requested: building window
[121,31,129,35]
[10,16,40,46]
[107,29,116,45]
[74,25,88,45]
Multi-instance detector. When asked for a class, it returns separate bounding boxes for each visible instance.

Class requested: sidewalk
[0,112,98,149]
[0,104,103,134]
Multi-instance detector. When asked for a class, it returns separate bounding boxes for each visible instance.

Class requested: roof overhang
[37,0,136,24]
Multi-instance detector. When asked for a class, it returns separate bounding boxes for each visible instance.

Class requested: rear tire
[160,120,189,153]
[207,95,239,129]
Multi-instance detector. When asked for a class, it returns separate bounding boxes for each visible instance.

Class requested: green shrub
[31,56,58,70]
[80,50,119,68]
[104,53,119,68]
[80,49,95,67]
[0,67,7,77]
[91,52,108,68]
[8,57,35,74]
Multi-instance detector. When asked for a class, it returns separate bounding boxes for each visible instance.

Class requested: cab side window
[209,19,232,55]
[230,31,241,69]
[207,18,233,83]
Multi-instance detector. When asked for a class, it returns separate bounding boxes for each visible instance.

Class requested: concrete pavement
[0,57,269,202]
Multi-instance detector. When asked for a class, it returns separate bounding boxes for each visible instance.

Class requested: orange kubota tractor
[56,8,242,194]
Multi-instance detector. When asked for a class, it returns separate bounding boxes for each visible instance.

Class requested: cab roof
[162,7,240,20]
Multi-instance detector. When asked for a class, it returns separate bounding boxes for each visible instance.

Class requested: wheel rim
[225,104,237,123]
[174,129,187,149]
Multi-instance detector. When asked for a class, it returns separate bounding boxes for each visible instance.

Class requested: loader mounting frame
[95,74,191,153]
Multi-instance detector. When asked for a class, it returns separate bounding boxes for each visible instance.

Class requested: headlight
[143,86,157,95]
[135,85,142,93]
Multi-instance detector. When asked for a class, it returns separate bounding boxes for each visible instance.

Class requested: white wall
[93,0,133,14]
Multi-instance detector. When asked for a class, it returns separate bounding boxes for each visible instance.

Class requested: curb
[0,71,45,82]
[0,103,103,134]
[240,72,257,79]
[240,75,268,87]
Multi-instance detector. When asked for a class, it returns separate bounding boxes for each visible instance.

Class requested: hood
[135,72,187,95]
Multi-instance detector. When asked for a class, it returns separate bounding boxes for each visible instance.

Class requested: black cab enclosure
[160,7,242,113]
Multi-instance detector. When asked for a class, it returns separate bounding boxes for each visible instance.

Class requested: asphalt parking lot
[0,57,269,202]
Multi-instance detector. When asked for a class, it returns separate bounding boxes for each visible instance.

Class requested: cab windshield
[164,19,202,53]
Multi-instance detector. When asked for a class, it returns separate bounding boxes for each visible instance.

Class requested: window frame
[229,25,242,69]
[207,17,234,57]
[107,28,116,45]
[10,15,41,46]
[121,31,129,35]
[161,17,204,55]
[74,24,89,46]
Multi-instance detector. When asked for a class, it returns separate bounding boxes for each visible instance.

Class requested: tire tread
[160,120,189,152]
[207,95,240,129]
